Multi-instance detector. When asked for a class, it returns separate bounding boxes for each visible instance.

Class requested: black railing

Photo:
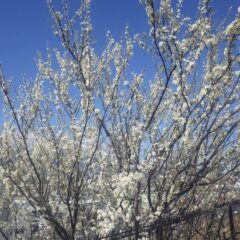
[101,200,240,240]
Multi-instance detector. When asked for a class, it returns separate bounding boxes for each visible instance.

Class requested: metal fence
[1,200,239,239]
[102,200,240,240]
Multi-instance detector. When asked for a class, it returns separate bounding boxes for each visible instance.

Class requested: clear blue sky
[0,0,239,81]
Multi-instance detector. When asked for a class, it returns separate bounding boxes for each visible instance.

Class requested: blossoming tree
[0,0,239,239]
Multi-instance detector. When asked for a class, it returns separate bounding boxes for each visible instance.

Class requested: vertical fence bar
[228,205,236,240]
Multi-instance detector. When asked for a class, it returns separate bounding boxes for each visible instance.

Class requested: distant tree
[0,0,239,239]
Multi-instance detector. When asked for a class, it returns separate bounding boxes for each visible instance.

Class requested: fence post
[228,205,236,240]
[155,225,163,240]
